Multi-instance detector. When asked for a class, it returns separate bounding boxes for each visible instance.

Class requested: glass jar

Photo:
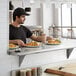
[67,29,72,39]
[48,26,53,37]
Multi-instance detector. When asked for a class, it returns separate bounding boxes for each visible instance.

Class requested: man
[9,7,52,46]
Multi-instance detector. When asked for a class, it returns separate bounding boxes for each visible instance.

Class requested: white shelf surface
[8,39,76,56]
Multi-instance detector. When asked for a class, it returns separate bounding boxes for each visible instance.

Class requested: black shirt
[9,24,33,43]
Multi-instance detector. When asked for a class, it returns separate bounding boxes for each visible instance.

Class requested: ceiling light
[30,0,35,4]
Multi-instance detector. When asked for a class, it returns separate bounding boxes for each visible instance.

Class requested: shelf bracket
[19,55,25,66]
[66,48,73,58]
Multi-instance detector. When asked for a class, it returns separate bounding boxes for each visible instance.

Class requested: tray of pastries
[46,39,61,45]
[9,44,19,49]
[24,41,40,48]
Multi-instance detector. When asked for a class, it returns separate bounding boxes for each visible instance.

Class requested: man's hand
[9,39,25,46]
[41,33,46,43]
[46,36,53,41]
[30,33,53,43]
[30,34,46,43]
[16,39,25,46]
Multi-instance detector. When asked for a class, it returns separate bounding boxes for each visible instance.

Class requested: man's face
[17,15,26,24]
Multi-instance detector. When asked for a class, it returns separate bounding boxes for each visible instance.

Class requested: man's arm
[30,34,43,42]
[30,34,52,43]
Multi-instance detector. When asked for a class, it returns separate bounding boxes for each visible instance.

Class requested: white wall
[0,0,11,76]
[40,3,54,35]
[12,0,22,8]
[21,50,66,68]
[0,0,19,76]
[24,7,40,26]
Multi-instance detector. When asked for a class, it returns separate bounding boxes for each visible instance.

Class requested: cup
[31,68,37,76]
[37,67,42,76]
[41,34,46,43]
[26,70,32,76]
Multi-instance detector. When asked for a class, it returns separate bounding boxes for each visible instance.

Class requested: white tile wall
[12,0,22,8]
[0,0,12,76]
[0,0,8,51]
[21,50,66,68]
